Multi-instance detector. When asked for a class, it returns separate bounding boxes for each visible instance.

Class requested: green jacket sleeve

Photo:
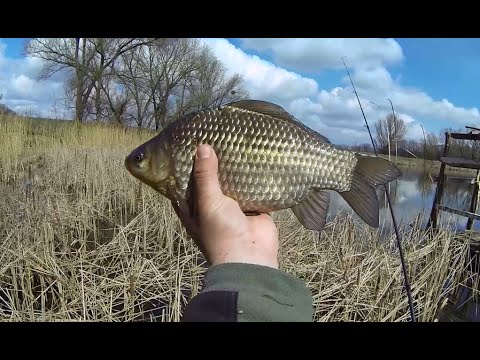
[181,262,314,322]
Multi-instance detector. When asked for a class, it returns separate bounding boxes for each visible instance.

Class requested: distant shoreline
[378,154,478,178]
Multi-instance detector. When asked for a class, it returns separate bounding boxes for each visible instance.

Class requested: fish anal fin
[291,190,330,232]
[184,170,196,218]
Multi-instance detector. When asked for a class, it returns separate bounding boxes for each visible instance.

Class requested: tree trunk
[74,38,83,122]
[95,81,101,121]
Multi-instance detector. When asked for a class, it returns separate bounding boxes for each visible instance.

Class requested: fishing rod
[342,57,416,322]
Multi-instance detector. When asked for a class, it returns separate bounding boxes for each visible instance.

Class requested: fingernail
[196,144,211,159]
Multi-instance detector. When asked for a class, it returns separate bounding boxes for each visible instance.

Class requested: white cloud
[405,122,426,141]
[201,38,480,145]
[201,38,318,104]
[349,66,395,91]
[398,113,415,124]
[0,39,69,118]
[11,74,35,96]
[240,38,404,72]
[395,179,419,203]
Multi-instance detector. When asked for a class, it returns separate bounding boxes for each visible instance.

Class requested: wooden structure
[428,126,480,230]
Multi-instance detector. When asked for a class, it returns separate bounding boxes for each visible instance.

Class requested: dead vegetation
[0,114,478,321]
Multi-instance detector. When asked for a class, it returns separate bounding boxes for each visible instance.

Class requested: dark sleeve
[181,262,313,322]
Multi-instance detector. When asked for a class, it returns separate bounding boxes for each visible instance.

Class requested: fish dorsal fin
[225,99,331,144]
[226,100,298,123]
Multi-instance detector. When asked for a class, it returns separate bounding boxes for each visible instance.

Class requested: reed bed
[0,114,478,322]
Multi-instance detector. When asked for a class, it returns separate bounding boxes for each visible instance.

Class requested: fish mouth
[124,156,136,176]
[125,147,150,178]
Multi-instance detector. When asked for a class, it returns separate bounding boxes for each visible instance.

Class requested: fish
[124,99,401,232]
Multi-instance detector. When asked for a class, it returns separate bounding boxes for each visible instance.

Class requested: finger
[193,144,223,209]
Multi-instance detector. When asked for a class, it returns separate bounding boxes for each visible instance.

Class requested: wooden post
[428,132,451,229]
[466,169,480,231]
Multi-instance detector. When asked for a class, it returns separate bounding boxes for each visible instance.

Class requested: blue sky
[226,37,480,107]
[1,38,480,145]
[2,38,26,58]
[394,38,480,109]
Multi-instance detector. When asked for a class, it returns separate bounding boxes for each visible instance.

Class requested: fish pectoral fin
[339,173,379,228]
[186,171,196,218]
[291,190,330,232]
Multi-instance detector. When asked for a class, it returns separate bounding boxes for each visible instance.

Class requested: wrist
[211,257,278,269]
[209,247,278,269]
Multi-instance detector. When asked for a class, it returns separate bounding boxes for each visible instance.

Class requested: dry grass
[0,114,478,322]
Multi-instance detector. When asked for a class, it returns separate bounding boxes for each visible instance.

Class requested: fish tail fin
[339,154,401,227]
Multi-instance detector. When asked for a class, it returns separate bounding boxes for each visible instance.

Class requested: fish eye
[135,153,144,162]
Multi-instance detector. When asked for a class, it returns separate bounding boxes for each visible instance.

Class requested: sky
[1,38,480,146]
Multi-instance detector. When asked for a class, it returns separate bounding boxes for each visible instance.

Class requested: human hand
[172,144,279,269]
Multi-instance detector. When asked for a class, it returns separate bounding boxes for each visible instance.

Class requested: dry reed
[0,114,478,322]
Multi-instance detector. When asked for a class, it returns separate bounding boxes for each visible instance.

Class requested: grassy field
[0,114,478,322]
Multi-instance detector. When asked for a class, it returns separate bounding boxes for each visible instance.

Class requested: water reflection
[326,167,480,234]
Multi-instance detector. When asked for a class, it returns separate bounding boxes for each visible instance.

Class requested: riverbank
[378,154,479,178]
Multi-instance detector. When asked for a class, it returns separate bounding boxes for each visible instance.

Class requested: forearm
[181,262,314,322]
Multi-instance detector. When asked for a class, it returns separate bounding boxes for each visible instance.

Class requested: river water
[326,166,480,234]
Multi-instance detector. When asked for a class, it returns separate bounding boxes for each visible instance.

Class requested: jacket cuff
[200,262,313,322]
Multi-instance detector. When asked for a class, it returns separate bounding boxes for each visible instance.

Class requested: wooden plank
[465,126,480,133]
[438,205,480,221]
[440,157,480,169]
[449,132,480,141]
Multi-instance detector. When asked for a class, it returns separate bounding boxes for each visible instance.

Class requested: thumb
[193,144,224,211]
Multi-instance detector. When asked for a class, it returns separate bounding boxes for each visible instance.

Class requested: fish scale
[165,106,355,213]
[125,99,401,231]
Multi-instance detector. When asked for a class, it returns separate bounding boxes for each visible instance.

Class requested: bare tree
[181,46,248,114]
[99,71,132,125]
[0,104,15,115]
[26,38,248,130]
[127,38,249,131]
[25,38,156,122]
[375,113,407,154]
[424,132,440,160]
[112,46,153,127]
[471,138,480,161]
[140,39,208,131]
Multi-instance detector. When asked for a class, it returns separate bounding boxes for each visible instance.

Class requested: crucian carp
[125,100,401,232]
